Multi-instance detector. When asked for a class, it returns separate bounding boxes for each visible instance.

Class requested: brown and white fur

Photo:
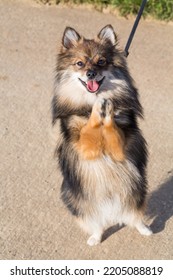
[52,25,152,246]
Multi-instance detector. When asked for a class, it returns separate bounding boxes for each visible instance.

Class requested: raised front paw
[102,100,125,162]
[103,99,114,127]
[89,98,106,128]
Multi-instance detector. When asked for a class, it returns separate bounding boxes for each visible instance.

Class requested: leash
[124,0,148,57]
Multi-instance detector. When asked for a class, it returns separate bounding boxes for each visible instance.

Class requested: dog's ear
[97,25,117,45]
[62,27,81,49]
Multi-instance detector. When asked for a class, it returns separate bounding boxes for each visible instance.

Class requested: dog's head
[55,25,129,109]
[60,25,118,93]
[53,26,142,122]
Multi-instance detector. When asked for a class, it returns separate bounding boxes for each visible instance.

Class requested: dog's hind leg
[87,231,103,246]
[122,209,153,236]
[77,215,104,246]
[135,221,153,236]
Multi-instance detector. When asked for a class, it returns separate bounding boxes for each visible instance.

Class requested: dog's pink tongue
[87,80,99,92]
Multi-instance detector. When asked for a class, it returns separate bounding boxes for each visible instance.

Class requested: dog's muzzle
[79,76,105,93]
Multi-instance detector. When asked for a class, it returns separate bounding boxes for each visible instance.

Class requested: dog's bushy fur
[52,25,152,245]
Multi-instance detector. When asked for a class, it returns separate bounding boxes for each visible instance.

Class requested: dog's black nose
[86,69,97,79]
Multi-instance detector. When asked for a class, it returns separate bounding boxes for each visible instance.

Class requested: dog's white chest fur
[77,155,152,246]
[78,156,139,230]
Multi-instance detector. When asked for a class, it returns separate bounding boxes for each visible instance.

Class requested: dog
[52,25,152,246]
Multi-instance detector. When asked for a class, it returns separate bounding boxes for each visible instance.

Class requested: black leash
[124,0,148,57]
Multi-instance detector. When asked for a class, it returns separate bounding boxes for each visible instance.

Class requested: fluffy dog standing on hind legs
[52,25,152,246]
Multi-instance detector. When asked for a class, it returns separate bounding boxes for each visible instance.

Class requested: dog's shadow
[101,174,173,242]
[147,174,173,233]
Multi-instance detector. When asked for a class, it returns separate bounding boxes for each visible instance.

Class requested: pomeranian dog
[52,25,152,246]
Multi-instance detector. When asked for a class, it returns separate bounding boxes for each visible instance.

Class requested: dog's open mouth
[79,77,105,93]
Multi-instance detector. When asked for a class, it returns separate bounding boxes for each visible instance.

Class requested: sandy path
[0,0,173,259]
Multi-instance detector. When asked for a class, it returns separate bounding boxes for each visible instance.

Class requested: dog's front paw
[103,99,114,127]
[90,98,106,128]
[79,143,102,160]
[102,100,125,162]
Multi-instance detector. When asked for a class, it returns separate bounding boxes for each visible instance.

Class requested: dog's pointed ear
[62,27,81,49]
[97,25,117,45]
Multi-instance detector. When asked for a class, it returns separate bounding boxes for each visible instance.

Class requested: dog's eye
[97,59,106,66]
[76,61,84,67]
